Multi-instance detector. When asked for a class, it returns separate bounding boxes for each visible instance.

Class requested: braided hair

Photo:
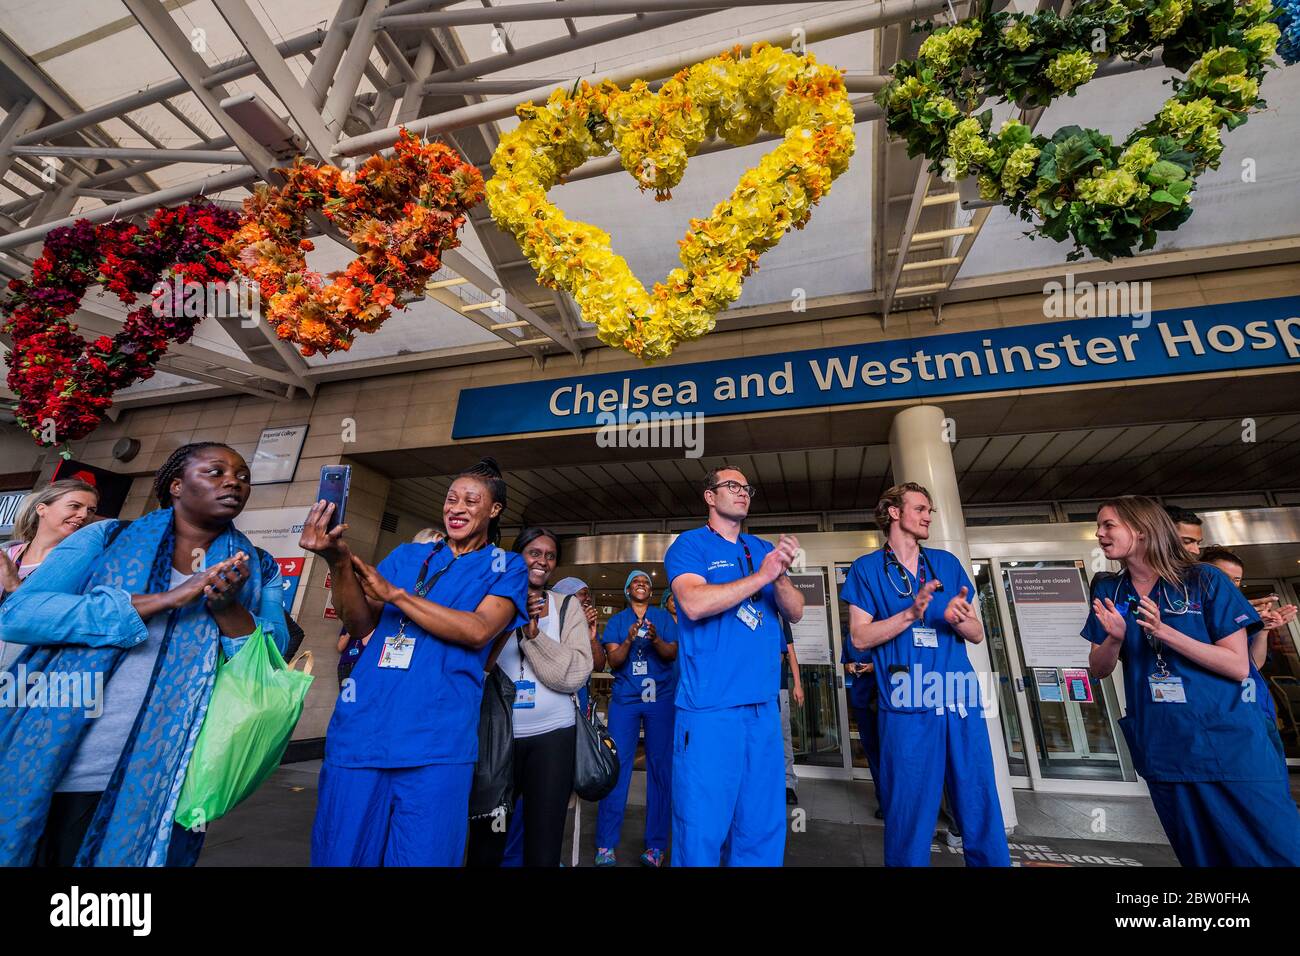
[153,441,234,507]
[457,456,507,545]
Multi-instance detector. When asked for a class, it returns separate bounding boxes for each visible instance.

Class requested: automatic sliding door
[998,560,1131,782]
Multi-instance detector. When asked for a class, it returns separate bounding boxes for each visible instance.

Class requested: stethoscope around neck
[1111,571,1196,678]
[884,546,940,599]
[1111,571,1195,618]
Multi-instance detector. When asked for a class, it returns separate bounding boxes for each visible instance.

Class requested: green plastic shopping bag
[174,625,314,829]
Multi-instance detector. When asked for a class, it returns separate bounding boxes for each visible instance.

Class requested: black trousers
[467,724,576,867]
[33,791,104,867]
[32,790,207,867]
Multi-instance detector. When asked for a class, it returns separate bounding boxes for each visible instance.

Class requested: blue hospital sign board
[451,296,1300,439]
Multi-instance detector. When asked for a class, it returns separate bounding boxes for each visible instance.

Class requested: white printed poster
[1007,567,1091,669]
[788,572,832,665]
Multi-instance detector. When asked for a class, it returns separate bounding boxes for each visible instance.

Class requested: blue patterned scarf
[0,507,266,866]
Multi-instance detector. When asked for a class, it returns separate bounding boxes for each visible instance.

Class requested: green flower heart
[877,0,1284,261]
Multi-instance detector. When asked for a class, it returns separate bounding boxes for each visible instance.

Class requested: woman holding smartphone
[1083,495,1300,866]
[304,457,529,867]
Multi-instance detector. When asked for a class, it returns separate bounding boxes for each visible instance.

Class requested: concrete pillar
[888,403,1018,832]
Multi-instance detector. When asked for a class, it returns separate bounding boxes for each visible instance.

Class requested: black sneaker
[785,787,798,805]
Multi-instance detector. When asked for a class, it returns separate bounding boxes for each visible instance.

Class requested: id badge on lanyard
[708,526,765,634]
[912,626,939,648]
[376,545,458,671]
[378,631,416,669]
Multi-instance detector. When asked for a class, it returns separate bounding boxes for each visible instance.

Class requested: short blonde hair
[412,526,445,544]
[12,479,99,542]
[874,482,932,533]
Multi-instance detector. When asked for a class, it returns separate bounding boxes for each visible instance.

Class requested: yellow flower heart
[487,43,856,360]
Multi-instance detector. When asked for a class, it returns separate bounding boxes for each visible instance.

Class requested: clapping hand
[943,585,976,628]
[909,579,941,622]
[350,553,400,605]
[1091,597,1127,642]
[203,552,251,612]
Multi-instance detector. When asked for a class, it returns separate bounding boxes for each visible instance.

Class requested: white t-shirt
[0,543,42,672]
[497,592,575,738]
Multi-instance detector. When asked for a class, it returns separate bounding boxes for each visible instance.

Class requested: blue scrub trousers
[1147,778,1300,867]
[671,700,785,867]
[850,703,883,792]
[597,697,675,852]
[877,707,1009,867]
[311,761,473,866]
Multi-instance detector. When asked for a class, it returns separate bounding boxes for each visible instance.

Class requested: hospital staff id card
[912,626,938,648]
[378,633,416,669]
[632,660,649,676]
[514,679,537,709]
[737,602,762,631]
[1149,674,1187,703]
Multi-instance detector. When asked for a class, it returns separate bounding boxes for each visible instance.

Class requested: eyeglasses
[709,480,758,499]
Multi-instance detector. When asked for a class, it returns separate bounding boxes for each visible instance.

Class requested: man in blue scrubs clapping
[841,482,1010,867]
[665,465,805,866]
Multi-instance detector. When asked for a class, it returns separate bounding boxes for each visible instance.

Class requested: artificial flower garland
[1,200,239,445]
[876,0,1293,261]
[486,42,856,360]
[224,130,484,356]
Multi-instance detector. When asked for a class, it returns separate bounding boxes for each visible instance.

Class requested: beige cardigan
[515,590,593,694]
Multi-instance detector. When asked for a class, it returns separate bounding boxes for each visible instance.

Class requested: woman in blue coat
[1084,495,1300,866]
[0,442,288,867]
[594,570,678,867]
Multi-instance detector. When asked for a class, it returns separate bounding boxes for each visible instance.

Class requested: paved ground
[198,759,1197,867]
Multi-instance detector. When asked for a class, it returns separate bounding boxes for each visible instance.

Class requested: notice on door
[788,572,832,665]
[1007,567,1091,669]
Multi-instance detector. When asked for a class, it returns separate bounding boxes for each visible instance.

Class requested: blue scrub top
[840,637,875,710]
[1081,564,1277,783]
[325,541,529,768]
[603,605,679,704]
[839,546,979,714]
[664,525,782,712]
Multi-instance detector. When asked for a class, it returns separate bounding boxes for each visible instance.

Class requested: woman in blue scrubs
[1084,495,1300,866]
[841,482,1009,867]
[595,570,678,867]
[303,457,529,867]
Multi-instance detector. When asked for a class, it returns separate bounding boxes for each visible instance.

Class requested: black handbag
[469,638,516,820]
[572,691,620,802]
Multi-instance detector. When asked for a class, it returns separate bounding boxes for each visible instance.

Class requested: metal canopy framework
[0,0,1296,413]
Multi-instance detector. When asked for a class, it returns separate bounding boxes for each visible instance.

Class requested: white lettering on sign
[499,304,1300,437]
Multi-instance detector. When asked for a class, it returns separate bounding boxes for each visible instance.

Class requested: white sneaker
[945,829,963,849]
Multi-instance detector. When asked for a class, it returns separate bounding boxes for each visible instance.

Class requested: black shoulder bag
[561,594,620,801]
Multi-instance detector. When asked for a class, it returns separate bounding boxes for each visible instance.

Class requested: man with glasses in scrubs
[665,465,804,866]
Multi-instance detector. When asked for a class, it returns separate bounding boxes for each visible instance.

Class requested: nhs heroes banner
[451,296,1300,439]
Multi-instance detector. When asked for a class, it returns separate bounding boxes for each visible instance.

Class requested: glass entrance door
[982,556,1138,787]
[788,566,844,768]
[1250,577,1300,763]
